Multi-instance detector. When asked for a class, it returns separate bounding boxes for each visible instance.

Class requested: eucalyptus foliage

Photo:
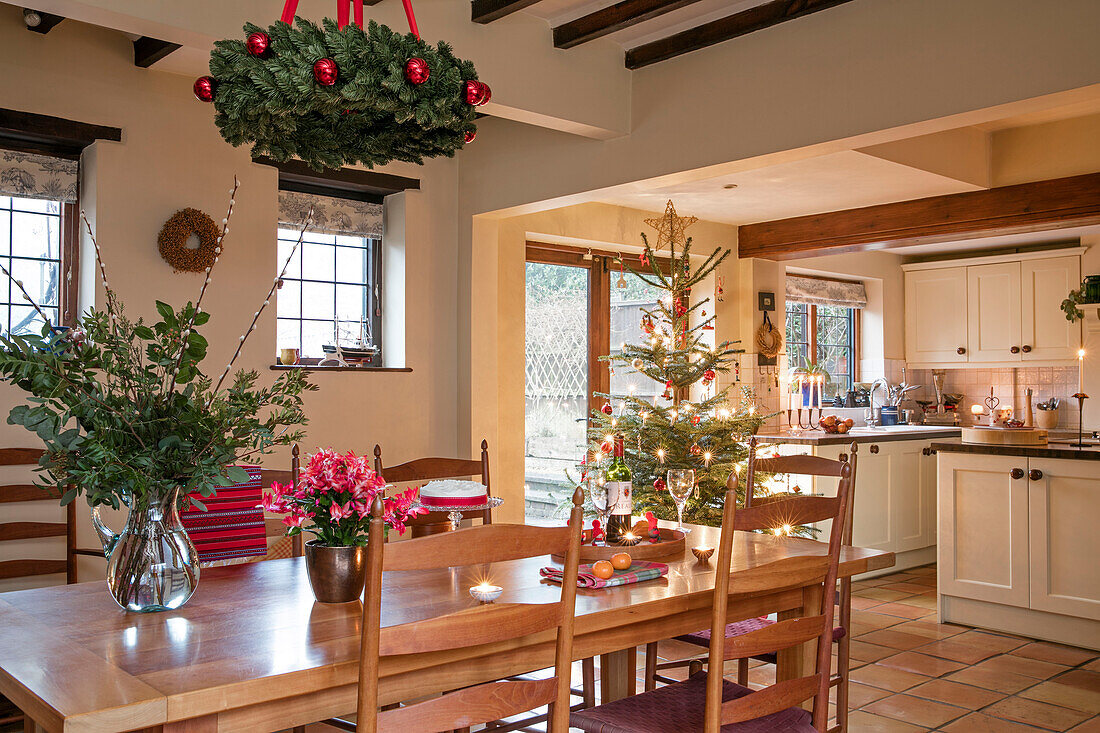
[0,294,315,511]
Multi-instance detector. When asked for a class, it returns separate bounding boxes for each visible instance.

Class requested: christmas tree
[576,201,769,527]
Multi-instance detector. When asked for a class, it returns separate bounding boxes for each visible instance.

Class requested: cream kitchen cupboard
[938,451,1100,647]
[903,249,1083,367]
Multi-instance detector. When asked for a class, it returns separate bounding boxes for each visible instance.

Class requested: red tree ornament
[405,57,429,85]
[691,414,701,426]
[653,478,666,491]
[465,80,491,106]
[601,402,614,415]
[193,76,216,102]
[463,129,477,143]
[690,443,702,456]
[703,369,716,381]
[600,441,613,454]
[246,31,270,57]
[313,58,338,86]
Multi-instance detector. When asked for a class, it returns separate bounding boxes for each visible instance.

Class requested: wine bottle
[604,434,635,544]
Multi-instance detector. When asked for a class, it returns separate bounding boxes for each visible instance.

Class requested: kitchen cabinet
[939,452,1100,643]
[903,267,969,364]
[903,248,1083,367]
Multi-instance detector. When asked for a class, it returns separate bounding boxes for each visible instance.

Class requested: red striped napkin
[181,466,267,563]
[540,560,669,589]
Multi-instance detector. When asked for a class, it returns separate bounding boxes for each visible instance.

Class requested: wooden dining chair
[321,487,584,733]
[374,440,493,536]
[642,441,858,732]
[572,464,854,733]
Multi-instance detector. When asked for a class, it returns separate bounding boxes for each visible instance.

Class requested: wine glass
[589,480,612,545]
[667,469,695,534]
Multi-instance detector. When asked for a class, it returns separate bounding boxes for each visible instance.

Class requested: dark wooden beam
[471,0,542,24]
[737,173,1100,261]
[0,107,122,159]
[625,0,856,69]
[25,9,65,34]
[132,36,181,68]
[254,156,419,204]
[554,0,704,49]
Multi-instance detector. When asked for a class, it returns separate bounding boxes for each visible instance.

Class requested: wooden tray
[553,528,686,562]
[962,426,1048,446]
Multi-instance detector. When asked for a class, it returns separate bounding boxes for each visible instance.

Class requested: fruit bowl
[819,415,855,434]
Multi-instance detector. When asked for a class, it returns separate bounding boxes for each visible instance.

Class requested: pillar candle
[1079,348,1086,394]
[800,376,811,408]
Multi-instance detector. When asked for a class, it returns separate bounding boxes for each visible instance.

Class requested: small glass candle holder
[691,546,714,563]
[469,583,503,603]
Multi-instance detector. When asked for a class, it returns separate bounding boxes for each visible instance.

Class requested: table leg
[599,647,637,703]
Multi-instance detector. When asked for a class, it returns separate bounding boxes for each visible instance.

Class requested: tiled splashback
[905,366,1081,428]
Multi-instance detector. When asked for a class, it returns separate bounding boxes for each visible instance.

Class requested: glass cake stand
[413,496,504,530]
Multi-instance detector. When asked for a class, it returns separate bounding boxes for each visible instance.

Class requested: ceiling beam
[24,9,65,34]
[625,0,856,69]
[471,0,543,24]
[132,36,181,68]
[0,107,122,159]
[553,0,705,49]
[736,173,1100,260]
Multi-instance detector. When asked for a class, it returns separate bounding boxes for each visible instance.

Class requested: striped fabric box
[181,466,268,563]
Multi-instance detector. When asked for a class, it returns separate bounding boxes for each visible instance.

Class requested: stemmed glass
[667,469,695,534]
[590,480,612,546]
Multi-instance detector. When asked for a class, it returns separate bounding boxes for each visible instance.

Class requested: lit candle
[1079,348,1086,394]
[970,404,984,419]
[800,376,810,408]
[469,583,503,603]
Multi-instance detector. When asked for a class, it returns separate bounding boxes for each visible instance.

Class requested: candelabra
[1069,393,1090,449]
[787,408,823,431]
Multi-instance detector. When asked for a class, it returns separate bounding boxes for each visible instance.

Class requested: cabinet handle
[1010,346,1020,354]
[1010,468,1025,480]
[957,347,966,355]
[1029,469,1043,481]
[922,447,937,456]
[869,444,879,454]
[1022,345,1032,353]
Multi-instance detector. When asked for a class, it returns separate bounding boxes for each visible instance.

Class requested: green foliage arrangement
[208,18,480,170]
[0,182,317,511]
[1062,284,1087,322]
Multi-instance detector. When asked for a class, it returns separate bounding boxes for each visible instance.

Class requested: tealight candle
[691,546,714,563]
[469,583,503,603]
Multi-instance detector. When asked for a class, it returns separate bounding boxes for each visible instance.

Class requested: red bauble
[193,76,216,102]
[690,443,702,456]
[653,478,666,491]
[463,129,477,143]
[703,369,716,381]
[313,58,338,86]
[690,414,701,426]
[464,80,491,106]
[600,441,613,454]
[405,57,430,85]
[601,403,613,415]
[246,31,270,57]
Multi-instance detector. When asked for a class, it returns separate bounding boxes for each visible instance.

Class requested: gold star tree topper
[644,200,698,251]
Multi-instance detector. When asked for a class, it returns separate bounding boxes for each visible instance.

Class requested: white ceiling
[890,225,1100,258]
[523,0,772,49]
[594,150,983,226]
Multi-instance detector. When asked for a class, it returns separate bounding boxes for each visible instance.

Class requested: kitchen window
[785,274,866,400]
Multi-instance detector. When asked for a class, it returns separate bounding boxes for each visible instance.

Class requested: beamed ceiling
[472,0,857,68]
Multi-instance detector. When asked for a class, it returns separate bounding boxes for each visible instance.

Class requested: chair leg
[582,657,596,707]
[644,642,658,691]
[24,717,35,733]
[688,658,704,676]
[291,728,305,733]
[737,657,749,686]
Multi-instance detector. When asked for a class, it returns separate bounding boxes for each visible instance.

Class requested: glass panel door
[609,269,664,400]
[525,262,589,521]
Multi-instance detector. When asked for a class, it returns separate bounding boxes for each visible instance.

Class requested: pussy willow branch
[165,176,240,395]
[0,259,54,326]
[208,206,314,400]
[79,210,117,322]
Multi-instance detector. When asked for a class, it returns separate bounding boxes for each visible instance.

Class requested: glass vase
[91,487,200,613]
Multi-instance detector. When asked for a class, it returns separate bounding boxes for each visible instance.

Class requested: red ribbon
[280,0,413,35]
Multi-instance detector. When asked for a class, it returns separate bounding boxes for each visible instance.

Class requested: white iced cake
[419,479,488,507]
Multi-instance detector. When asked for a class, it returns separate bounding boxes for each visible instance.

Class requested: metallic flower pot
[304,540,367,603]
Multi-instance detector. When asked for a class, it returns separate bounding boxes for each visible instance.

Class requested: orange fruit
[610,552,632,571]
[592,560,615,579]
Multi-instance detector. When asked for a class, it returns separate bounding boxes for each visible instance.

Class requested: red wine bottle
[604,434,634,544]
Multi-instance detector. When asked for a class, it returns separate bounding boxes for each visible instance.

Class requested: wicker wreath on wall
[157,208,220,272]
[755,311,785,358]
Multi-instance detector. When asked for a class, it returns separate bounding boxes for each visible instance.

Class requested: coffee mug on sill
[279,348,300,366]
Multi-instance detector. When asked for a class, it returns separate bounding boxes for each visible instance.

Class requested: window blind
[785,275,867,309]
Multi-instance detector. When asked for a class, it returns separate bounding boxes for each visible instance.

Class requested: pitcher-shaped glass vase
[91,487,200,612]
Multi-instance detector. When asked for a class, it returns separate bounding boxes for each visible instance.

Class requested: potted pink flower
[262,448,426,603]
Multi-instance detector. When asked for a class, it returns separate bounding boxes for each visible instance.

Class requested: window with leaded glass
[785,300,858,399]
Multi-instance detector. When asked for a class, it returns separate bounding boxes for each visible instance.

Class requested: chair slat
[377,678,557,732]
[734,495,843,531]
[722,615,827,661]
[0,485,59,503]
[381,457,482,484]
[723,555,830,597]
[0,559,68,580]
[0,448,43,466]
[383,523,570,571]
[720,674,823,725]
[754,454,846,477]
[259,468,294,487]
[379,602,563,656]
[0,522,67,541]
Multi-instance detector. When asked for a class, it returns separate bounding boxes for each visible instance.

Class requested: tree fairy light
[656,447,666,463]
[703,450,713,466]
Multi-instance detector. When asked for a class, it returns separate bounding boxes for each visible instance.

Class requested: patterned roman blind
[0,150,78,203]
[786,275,867,309]
[278,190,382,237]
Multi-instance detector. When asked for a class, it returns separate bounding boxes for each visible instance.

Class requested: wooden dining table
[0,522,893,733]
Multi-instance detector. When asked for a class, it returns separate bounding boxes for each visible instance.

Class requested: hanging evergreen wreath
[199,2,488,171]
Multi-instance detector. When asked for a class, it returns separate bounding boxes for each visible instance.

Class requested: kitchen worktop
[755,426,962,446]
[930,440,1100,461]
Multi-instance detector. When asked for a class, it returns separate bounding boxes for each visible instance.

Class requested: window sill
[269,365,412,373]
